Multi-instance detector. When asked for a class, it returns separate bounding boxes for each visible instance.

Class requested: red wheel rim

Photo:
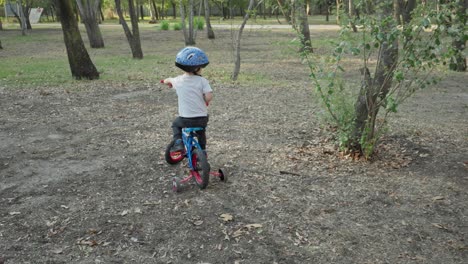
[170,151,184,162]
[191,154,203,184]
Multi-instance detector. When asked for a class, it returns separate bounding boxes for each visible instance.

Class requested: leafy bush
[194,18,205,30]
[173,22,182,31]
[160,20,169,31]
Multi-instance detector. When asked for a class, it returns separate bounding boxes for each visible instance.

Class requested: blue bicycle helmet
[175,47,209,73]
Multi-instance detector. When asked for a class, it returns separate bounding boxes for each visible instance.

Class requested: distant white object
[29,7,43,24]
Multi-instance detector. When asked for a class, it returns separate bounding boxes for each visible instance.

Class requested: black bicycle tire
[192,148,210,189]
[165,140,182,165]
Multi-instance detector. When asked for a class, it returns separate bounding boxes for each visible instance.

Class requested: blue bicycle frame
[182,127,204,170]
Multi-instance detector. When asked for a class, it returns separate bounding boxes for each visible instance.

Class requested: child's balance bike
[165,127,227,192]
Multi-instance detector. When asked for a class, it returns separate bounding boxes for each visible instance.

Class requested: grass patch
[0,57,72,88]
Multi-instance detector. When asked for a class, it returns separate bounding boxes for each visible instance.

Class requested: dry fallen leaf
[245,223,263,229]
[193,220,204,226]
[431,223,449,230]
[120,210,129,216]
[432,196,445,201]
[51,248,63,254]
[219,213,234,222]
[232,229,245,238]
[77,239,98,247]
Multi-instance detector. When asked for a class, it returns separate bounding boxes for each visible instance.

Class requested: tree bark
[56,0,99,80]
[232,0,255,81]
[297,1,313,52]
[401,0,417,24]
[172,2,176,19]
[276,0,292,25]
[449,0,467,72]
[351,0,398,154]
[76,0,105,48]
[150,0,158,21]
[336,0,342,24]
[115,0,143,59]
[180,0,195,45]
[204,0,215,39]
[348,0,357,32]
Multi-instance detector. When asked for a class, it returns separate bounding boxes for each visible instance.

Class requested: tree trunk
[11,0,28,35]
[76,0,105,48]
[0,19,3,30]
[351,0,398,155]
[336,0,342,24]
[348,0,357,32]
[115,0,143,59]
[401,0,417,24]
[180,0,195,45]
[140,5,144,20]
[56,0,99,80]
[325,0,330,22]
[204,0,215,39]
[449,0,467,72]
[188,0,194,44]
[276,0,292,25]
[150,0,158,21]
[232,0,255,81]
[25,5,32,29]
[297,1,313,52]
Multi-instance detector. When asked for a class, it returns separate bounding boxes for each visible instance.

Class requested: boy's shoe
[170,139,184,152]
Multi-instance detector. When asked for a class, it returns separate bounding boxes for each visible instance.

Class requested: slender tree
[115,0,143,59]
[232,0,255,81]
[277,0,312,52]
[204,0,215,39]
[76,0,105,48]
[180,0,195,45]
[296,0,312,51]
[449,0,466,72]
[350,1,398,152]
[56,0,99,80]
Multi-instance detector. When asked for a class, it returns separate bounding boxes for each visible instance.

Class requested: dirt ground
[0,26,467,264]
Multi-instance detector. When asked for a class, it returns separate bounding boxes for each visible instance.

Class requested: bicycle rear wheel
[165,140,184,164]
[191,148,210,189]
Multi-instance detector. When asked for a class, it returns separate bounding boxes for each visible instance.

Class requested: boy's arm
[160,78,173,88]
[204,92,213,105]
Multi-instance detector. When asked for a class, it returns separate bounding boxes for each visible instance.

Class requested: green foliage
[299,1,454,157]
[173,22,182,31]
[194,17,205,30]
[160,20,170,30]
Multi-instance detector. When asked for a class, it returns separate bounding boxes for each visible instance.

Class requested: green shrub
[173,22,182,31]
[194,18,204,30]
[160,20,169,30]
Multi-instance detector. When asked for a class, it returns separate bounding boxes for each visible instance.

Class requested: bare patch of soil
[0,26,467,264]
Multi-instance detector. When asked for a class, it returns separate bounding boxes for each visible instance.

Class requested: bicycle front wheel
[191,149,210,189]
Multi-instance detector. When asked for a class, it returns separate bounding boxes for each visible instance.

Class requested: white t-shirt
[169,74,212,118]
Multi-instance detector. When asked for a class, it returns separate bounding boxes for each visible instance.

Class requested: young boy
[162,47,213,152]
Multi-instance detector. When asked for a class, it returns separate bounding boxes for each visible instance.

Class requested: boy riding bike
[161,47,213,153]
